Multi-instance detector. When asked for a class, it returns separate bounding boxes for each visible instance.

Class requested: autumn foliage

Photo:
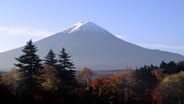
[0,40,184,104]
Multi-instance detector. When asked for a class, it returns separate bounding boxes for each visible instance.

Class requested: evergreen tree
[57,48,77,95]
[58,48,74,70]
[44,49,57,67]
[15,40,42,94]
[164,61,177,74]
[135,65,158,93]
[160,61,167,69]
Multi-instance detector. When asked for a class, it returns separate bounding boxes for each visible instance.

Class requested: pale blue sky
[0,0,184,55]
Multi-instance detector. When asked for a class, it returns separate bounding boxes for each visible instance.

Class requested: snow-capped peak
[64,21,109,34]
[69,21,89,33]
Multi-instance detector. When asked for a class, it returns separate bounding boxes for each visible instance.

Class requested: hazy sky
[0,0,184,55]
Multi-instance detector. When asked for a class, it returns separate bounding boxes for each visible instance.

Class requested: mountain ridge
[0,21,183,71]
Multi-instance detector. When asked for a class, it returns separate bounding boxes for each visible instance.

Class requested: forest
[0,40,184,104]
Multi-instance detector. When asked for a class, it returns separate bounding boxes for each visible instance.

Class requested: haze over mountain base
[0,21,183,71]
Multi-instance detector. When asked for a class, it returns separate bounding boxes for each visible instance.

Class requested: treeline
[0,40,184,104]
[0,40,77,104]
[160,60,184,74]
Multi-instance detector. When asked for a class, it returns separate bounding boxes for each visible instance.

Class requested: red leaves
[91,78,103,89]
[90,77,117,96]
[151,83,160,104]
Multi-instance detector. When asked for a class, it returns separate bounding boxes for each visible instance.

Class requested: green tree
[15,40,42,95]
[58,48,74,70]
[160,61,167,69]
[134,65,158,93]
[163,61,177,74]
[57,48,77,95]
[44,49,57,67]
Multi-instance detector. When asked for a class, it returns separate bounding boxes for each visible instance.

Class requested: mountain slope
[0,21,183,70]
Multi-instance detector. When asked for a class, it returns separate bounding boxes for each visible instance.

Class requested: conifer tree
[57,48,77,95]
[44,49,57,67]
[15,40,42,94]
[58,48,74,70]
[160,61,167,69]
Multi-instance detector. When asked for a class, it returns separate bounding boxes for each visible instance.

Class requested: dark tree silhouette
[58,48,74,70]
[56,48,77,96]
[135,65,158,93]
[160,61,167,69]
[44,49,57,67]
[163,61,177,74]
[15,40,42,95]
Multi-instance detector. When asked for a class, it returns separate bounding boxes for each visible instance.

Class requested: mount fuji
[0,21,183,71]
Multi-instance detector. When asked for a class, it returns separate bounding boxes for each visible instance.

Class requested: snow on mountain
[63,21,108,34]
[0,21,183,71]
[68,21,88,33]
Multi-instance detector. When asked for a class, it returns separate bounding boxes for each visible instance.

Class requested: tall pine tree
[44,49,57,67]
[15,40,42,94]
[57,48,77,95]
[58,48,74,70]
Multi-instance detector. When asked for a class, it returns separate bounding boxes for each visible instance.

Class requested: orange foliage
[91,77,119,95]
[91,78,103,89]
[90,70,136,97]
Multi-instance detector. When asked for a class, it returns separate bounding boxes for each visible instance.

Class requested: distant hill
[0,21,183,71]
